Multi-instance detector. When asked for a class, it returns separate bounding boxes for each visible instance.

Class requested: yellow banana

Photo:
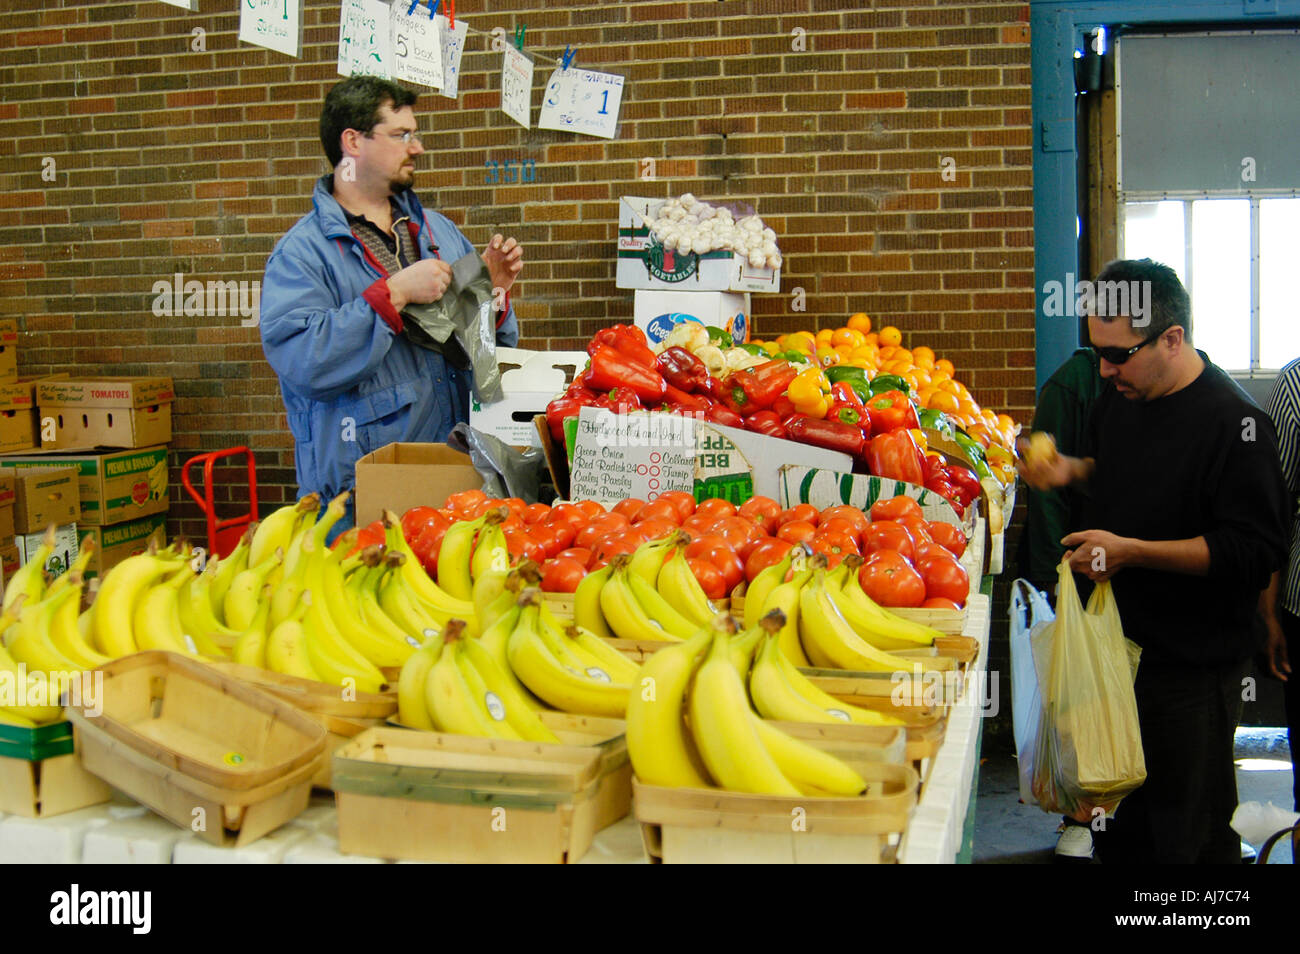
[459,634,554,738]
[742,544,803,629]
[133,567,200,656]
[3,525,53,613]
[557,622,642,684]
[265,600,321,682]
[425,623,501,736]
[727,620,765,677]
[47,572,110,670]
[656,544,718,627]
[623,562,695,640]
[434,512,487,601]
[381,511,477,618]
[44,538,95,600]
[759,565,814,666]
[232,586,274,669]
[798,572,917,673]
[625,626,714,788]
[687,618,801,795]
[767,625,903,726]
[178,560,240,655]
[249,494,319,569]
[599,557,689,643]
[750,715,867,797]
[210,527,251,620]
[836,560,941,649]
[626,532,679,585]
[377,567,447,645]
[469,508,510,584]
[355,564,428,654]
[572,562,614,639]
[453,641,523,740]
[0,607,65,722]
[91,548,177,659]
[301,591,386,694]
[506,596,630,718]
[397,633,443,730]
[9,587,82,676]
[318,545,414,668]
[222,547,282,632]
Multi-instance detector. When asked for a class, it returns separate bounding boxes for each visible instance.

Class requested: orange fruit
[831,327,864,349]
[878,325,903,348]
[912,346,935,366]
[815,328,835,346]
[929,390,960,414]
[916,386,936,406]
[939,378,962,395]
[878,345,897,361]
[911,368,932,388]
[815,346,841,367]
[996,413,1016,432]
[847,313,871,333]
[935,358,954,376]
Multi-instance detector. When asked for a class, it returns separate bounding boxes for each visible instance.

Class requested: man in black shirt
[1021,258,1289,864]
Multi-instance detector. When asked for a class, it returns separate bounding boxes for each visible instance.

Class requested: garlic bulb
[748,250,766,268]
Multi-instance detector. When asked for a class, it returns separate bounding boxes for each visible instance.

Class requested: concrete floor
[972,727,1296,864]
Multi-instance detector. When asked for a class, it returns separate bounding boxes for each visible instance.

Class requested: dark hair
[1092,258,1190,339]
[320,76,418,167]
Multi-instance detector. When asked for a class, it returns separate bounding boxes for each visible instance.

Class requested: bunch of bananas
[626,614,871,797]
[744,548,944,671]
[573,532,720,644]
[397,585,636,737]
[0,530,104,728]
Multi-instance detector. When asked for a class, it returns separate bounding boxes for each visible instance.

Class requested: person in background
[1017,320,1104,862]
[1262,356,1299,817]
[259,76,523,539]
[1020,258,1289,864]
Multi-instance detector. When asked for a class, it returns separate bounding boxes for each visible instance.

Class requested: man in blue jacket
[259,76,522,534]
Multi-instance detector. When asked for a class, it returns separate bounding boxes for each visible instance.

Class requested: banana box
[14,522,78,580]
[0,319,16,385]
[0,445,167,526]
[0,543,17,584]
[78,512,167,579]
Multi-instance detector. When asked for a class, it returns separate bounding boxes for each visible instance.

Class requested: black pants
[1281,610,1300,811]
[1098,657,1250,864]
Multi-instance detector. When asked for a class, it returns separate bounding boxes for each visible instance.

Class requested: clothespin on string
[407,0,419,15]
[447,0,455,30]
[515,24,526,52]
[561,45,576,70]
[426,0,440,20]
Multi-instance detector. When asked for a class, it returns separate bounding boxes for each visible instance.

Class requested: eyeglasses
[368,128,422,145]
[1088,326,1165,365]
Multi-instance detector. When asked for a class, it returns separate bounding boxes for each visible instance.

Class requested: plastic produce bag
[1009,578,1054,806]
[446,422,554,505]
[1026,559,1146,822]
[401,252,504,404]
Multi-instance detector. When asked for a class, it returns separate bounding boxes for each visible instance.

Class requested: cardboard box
[37,376,174,450]
[0,445,167,526]
[0,320,17,385]
[0,504,12,543]
[0,543,17,583]
[354,442,482,529]
[616,197,781,293]
[469,348,589,448]
[9,466,78,534]
[15,522,78,579]
[633,289,751,347]
[566,407,852,506]
[0,722,114,819]
[78,512,167,579]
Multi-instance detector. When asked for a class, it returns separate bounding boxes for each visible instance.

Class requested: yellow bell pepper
[787,367,831,419]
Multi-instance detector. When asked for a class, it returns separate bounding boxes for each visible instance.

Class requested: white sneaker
[1055,824,1094,861]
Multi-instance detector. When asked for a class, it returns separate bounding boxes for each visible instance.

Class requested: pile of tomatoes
[355,489,970,610]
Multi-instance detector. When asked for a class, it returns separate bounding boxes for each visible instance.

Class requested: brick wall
[0,0,1035,552]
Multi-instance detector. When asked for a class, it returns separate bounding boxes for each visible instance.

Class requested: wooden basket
[806,676,948,770]
[0,720,112,819]
[65,652,328,846]
[333,726,616,864]
[384,711,632,833]
[310,712,386,791]
[208,661,397,719]
[634,757,919,864]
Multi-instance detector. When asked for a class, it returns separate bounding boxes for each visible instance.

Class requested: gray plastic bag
[401,251,503,404]
[446,422,554,504]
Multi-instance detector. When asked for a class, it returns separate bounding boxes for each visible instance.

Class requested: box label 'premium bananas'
[0,446,167,525]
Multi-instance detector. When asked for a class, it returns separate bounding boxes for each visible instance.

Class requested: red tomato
[540,557,588,593]
[687,557,728,600]
[900,516,934,545]
[501,497,527,517]
[400,506,442,544]
[711,516,764,561]
[528,523,570,559]
[685,536,745,592]
[503,528,546,564]
[656,490,697,521]
[916,554,969,605]
[679,513,717,538]
[921,597,962,611]
[927,521,967,558]
[574,512,632,550]
[818,516,863,550]
[635,498,682,526]
[694,498,737,521]
[745,538,794,582]
[351,520,386,553]
[521,503,552,525]
[468,498,503,519]
[557,547,592,565]
[775,504,819,529]
[820,504,869,536]
[444,488,488,518]
[633,518,678,545]
[913,541,954,563]
[809,530,860,569]
[592,532,640,566]
[776,520,817,546]
[612,498,646,521]
[411,521,449,573]
[861,521,916,562]
[859,551,926,608]
[547,503,587,531]
[737,495,782,534]
[500,513,525,533]
[575,499,607,519]
[869,495,923,523]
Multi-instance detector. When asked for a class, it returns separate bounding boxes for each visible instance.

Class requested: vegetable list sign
[538,66,624,139]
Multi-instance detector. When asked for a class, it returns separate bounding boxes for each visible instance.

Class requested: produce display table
[0,588,994,865]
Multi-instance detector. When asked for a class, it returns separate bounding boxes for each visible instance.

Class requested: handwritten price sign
[538,66,624,140]
[501,47,534,129]
[240,0,304,58]
[338,0,392,78]
[391,3,443,89]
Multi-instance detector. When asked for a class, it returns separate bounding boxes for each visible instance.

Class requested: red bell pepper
[589,324,657,369]
[733,360,799,413]
[744,410,789,440]
[593,387,642,415]
[585,344,667,403]
[770,394,797,421]
[865,429,926,485]
[786,416,867,457]
[946,465,982,507]
[655,347,710,394]
[701,401,744,429]
[866,390,919,434]
[662,382,709,410]
[545,390,597,442]
[830,381,864,408]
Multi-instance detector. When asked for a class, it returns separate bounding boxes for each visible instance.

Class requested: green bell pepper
[867,373,910,396]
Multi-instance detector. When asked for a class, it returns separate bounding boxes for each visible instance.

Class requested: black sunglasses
[1089,326,1165,365]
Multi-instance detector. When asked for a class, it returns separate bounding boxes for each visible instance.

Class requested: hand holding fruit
[1016,432,1082,491]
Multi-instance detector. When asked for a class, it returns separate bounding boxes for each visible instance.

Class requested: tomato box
[37,376,173,450]
[0,375,69,453]
[0,319,17,385]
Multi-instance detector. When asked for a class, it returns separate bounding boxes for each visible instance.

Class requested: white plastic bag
[1010,578,1055,805]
